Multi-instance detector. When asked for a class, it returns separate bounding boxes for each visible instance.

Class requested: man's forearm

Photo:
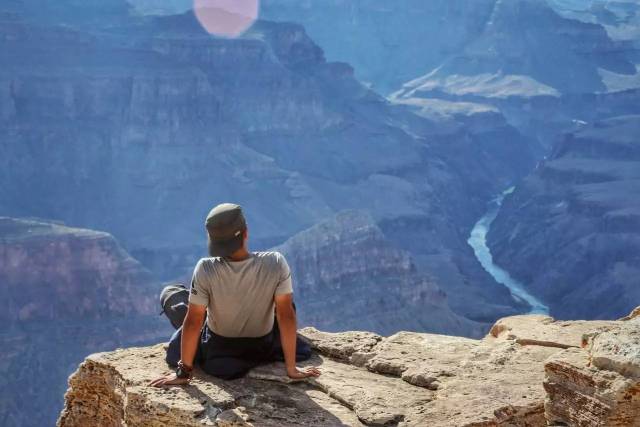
[277,310,298,372]
[180,318,201,367]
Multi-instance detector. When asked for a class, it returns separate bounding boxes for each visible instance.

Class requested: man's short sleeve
[274,253,293,296]
[189,259,210,306]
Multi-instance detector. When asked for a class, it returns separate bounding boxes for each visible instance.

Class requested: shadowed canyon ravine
[468,188,550,315]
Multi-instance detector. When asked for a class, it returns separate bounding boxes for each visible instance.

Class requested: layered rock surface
[545,312,640,426]
[274,211,487,337]
[0,217,158,322]
[58,307,640,426]
[0,217,170,427]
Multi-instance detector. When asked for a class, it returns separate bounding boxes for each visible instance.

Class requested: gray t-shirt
[188,251,293,338]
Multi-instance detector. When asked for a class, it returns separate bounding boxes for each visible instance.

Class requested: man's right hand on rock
[287,366,321,380]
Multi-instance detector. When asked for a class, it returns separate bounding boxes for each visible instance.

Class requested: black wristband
[176,360,193,379]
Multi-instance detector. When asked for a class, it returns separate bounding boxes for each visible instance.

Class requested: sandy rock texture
[58,308,640,427]
[544,315,640,426]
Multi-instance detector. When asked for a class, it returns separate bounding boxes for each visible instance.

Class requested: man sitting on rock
[150,203,320,386]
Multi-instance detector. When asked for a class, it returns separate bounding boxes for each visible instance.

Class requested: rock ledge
[58,308,640,426]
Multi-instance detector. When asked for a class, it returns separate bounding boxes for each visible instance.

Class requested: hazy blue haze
[1,1,639,425]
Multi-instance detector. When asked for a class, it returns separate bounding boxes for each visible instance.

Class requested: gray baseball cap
[205,203,247,257]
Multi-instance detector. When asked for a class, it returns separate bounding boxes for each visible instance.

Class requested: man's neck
[226,248,251,262]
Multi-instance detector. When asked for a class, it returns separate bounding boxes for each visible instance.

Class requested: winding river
[467,187,549,315]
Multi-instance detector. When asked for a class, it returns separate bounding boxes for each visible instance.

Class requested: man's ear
[243,228,249,241]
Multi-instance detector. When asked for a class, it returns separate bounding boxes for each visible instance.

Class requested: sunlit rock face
[56,308,640,426]
[488,115,640,320]
[0,217,169,427]
[0,217,158,323]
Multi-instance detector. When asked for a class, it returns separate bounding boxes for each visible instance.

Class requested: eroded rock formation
[274,211,486,338]
[57,306,640,426]
[0,217,170,427]
[544,315,640,426]
[488,115,640,321]
[0,217,158,322]
[0,1,533,329]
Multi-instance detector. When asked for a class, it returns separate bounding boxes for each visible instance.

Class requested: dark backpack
[160,284,189,329]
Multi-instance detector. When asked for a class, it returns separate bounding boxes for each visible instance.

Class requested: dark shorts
[166,319,312,380]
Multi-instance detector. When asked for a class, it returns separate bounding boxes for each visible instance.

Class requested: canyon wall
[0,217,171,427]
[488,115,640,320]
[0,2,533,326]
[274,210,487,337]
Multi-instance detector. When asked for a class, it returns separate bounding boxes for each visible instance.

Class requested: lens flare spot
[193,0,259,38]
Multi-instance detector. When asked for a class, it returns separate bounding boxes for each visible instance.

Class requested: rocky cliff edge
[57,307,640,426]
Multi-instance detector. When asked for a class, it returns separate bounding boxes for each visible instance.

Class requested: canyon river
[468,188,549,315]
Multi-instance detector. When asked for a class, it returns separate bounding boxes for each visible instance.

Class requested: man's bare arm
[150,303,206,387]
[180,303,206,367]
[274,293,320,379]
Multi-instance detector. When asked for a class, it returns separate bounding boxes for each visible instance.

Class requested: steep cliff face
[0,9,352,256]
[273,211,486,337]
[57,307,640,426]
[0,217,157,322]
[0,217,170,427]
[488,115,640,320]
